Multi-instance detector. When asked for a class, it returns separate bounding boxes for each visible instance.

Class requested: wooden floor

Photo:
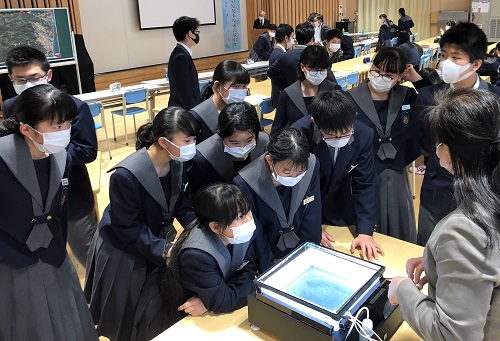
[72,77,425,285]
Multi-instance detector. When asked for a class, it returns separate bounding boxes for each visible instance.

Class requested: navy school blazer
[269,46,286,108]
[189,96,219,144]
[168,44,201,109]
[291,117,378,236]
[233,154,322,259]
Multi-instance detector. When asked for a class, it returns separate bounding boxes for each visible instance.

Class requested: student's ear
[19,123,32,138]
[472,59,483,71]
[310,116,315,124]
[264,154,273,168]
[158,136,169,150]
[208,221,222,234]
[47,69,53,82]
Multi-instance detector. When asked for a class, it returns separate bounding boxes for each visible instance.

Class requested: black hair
[399,8,406,16]
[379,14,387,19]
[315,13,324,22]
[0,84,76,137]
[267,128,310,172]
[268,24,277,31]
[135,106,197,150]
[496,42,500,51]
[418,68,441,85]
[397,31,413,47]
[311,90,356,134]
[446,20,456,27]
[172,16,200,41]
[200,60,250,101]
[6,46,50,75]
[298,45,330,82]
[372,47,407,75]
[295,22,315,45]
[158,183,252,325]
[276,24,294,43]
[440,22,487,63]
[307,13,318,22]
[426,88,500,248]
[325,29,342,41]
[217,102,260,141]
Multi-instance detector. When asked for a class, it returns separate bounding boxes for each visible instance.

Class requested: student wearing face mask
[249,24,277,62]
[347,47,420,243]
[187,102,269,194]
[190,60,250,144]
[0,85,98,340]
[168,16,202,109]
[2,46,98,271]
[158,183,273,331]
[233,128,321,259]
[308,13,331,44]
[403,22,500,246]
[269,24,295,108]
[291,91,384,261]
[325,29,355,63]
[270,45,341,136]
[84,107,197,341]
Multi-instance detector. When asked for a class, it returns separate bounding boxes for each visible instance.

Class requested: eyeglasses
[192,29,200,35]
[369,69,395,82]
[11,72,48,85]
[220,83,251,95]
[321,128,354,140]
[305,68,328,76]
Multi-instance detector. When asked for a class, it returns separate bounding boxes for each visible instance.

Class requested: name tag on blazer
[348,164,358,173]
[237,260,249,270]
[61,178,69,186]
[402,104,410,110]
[303,195,315,205]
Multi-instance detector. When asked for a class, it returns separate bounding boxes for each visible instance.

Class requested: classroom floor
[72,77,424,287]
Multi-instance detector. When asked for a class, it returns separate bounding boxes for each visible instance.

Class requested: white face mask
[271,162,307,187]
[330,43,341,52]
[369,73,396,92]
[224,141,256,158]
[445,25,450,31]
[163,137,196,162]
[324,136,350,148]
[220,88,248,104]
[314,21,321,28]
[286,37,295,49]
[440,59,475,84]
[269,31,275,38]
[305,70,327,86]
[225,218,256,244]
[13,79,48,95]
[28,125,71,154]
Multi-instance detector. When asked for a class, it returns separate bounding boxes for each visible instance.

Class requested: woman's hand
[351,234,384,260]
[388,276,411,305]
[406,256,427,290]
[178,296,208,316]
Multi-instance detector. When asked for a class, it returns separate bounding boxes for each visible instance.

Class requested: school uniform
[348,80,420,243]
[189,96,219,144]
[414,77,500,246]
[84,148,193,341]
[398,15,414,35]
[187,133,270,194]
[250,32,275,62]
[168,43,201,109]
[269,45,286,108]
[179,221,273,314]
[290,117,378,236]
[234,154,322,259]
[378,22,391,49]
[340,35,355,60]
[0,134,97,341]
[270,79,340,136]
[2,95,98,268]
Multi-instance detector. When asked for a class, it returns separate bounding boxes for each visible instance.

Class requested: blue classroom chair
[87,101,112,159]
[111,88,147,146]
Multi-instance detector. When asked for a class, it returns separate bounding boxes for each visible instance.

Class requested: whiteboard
[138,0,216,29]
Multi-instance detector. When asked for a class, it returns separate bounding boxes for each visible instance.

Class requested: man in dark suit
[249,24,277,62]
[168,16,201,109]
[253,10,270,29]
[309,13,332,43]
[269,24,294,108]
[325,29,355,64]
[267,22,337,96]
[2,46,98,268]
[291,91,383,261]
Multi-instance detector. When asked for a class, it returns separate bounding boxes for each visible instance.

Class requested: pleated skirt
[84,230,148,341]
[377,168,417,243]
[0,256,98,341]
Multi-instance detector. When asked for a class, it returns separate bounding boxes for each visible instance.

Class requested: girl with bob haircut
[389,88,500,340]
[85,106,197,341]
[0,84,97,340]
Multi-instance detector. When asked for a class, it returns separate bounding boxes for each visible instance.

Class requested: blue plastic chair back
[424,48,434,57]
[87,101,103,129]
[258,97,274,115]
[199,80,210,91]
[346,72,359,86]
[124,88,147,104]
[354,46,362,58]
[410,35,414,43]
[391,37,398,46]
[421,55,430,69]
[414,32,419,42]
[364,43,371,54]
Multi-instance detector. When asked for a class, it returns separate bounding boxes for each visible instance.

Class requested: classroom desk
[331,53,376,82]
[74,83,163,122]
[154,225,425,341]
[418,37,440,51]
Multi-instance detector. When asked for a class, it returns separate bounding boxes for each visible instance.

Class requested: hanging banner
[222,0,242,52]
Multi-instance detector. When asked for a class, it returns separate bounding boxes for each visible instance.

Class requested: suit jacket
[234,154,322,259]
[253,18,270,29]
[291,117,378,235]
[98,148,193,266]
[271,79,340,136]
[267,46,338,92]
[415,78,500,215]
[397,210,500,340]
[167,43,201,109]
[189,96,219,144]
[398,16,414,34]
[341,35,355,60]
[269,46,286,108]
[347,80,421,174]
[251,33,275,61]
[187,133,270,194]
[0,134,71,268]
[320,23,332,42]
[2,94,97,220]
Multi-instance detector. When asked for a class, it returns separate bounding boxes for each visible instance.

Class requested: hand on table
[321,230,335,249]
[406,256,427,290]
[178,296,208,316]
[350,234,384,261]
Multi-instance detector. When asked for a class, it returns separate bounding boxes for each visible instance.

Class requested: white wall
[78,0,248,73]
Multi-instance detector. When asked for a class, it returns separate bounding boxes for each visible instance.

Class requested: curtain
[357,0,431,40]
